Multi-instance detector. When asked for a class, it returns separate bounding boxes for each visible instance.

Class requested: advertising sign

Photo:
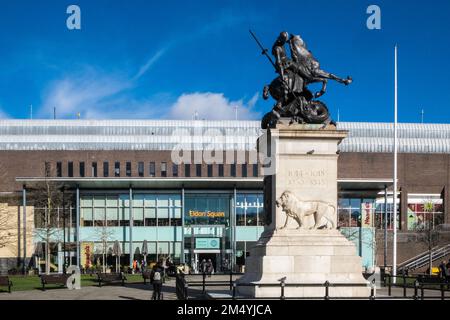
[81,242,94,269]
[184,195,230,226]
[195,238,220,249]
[361,202,373,227]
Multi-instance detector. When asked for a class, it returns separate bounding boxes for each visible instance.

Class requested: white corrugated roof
[0,120,449,153]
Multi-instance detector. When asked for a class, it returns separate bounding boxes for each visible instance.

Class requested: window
[133,204,144,226]
[236,195,246,226]
[218,164,224,177]
[196,164,202,177]
[406,197,443,231]
[138,162,144,177]
[56,162,62,177]
[257,194,265,226]
[236,193,263,226]
[149,162,155,177]
[68,162,74,177]
[242,164,247,177]
[115,162,120,177]
[161,162,167,177]
[185,164,190,177]
[103,162,109,177]
[126,162,131,177]
[253,164,258,177]
[91,162,97,177]
[172,164,178,177]
[44,162,51,177]
[79,162,85,177]
[207,164,213,177]
[230,164,236,177]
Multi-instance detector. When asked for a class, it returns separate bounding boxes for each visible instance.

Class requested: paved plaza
[0,279,178,300]
[0,275,448,300]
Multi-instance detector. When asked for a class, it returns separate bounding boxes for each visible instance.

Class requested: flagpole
[392,45,398,282]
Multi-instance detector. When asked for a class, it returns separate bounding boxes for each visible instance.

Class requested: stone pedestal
[236,123,371,298]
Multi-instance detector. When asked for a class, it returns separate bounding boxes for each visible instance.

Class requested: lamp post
[62,186,66,274]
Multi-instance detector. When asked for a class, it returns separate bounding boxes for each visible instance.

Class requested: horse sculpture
[250,31,352,129]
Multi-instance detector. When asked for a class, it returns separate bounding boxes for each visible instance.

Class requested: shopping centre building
[0,119,449,274]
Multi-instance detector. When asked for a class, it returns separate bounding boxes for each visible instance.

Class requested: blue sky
[0,0,449,123]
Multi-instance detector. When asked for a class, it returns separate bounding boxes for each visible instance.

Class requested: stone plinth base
[236,229,371,298]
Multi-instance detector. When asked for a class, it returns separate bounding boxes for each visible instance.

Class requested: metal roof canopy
[338,178,393,198]
[1,120,450,153]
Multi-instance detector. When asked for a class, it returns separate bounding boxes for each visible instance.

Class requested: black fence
[175,271,376,300]
[176,271,450,300]
[385,274,450,300]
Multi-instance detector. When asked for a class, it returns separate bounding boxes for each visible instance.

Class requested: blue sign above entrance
[195,238,220,249]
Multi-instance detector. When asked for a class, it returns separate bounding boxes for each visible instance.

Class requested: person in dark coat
[206,259,214,277]
[150,263,164,300]
[438,261,447,279]
[200,259,207,274]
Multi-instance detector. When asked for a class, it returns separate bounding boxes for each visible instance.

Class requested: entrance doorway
[193,250,220,273]
[198,253,216,272]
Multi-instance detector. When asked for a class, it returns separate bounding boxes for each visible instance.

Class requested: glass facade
[34,190,401,273]
[184,194,230,226]
[80,193,182,227]
[236,194,264,226]
[407,196,444,231]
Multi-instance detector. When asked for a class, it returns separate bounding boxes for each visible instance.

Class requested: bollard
[413,280,419,300]
[420,283,424,300]
[229,270,233,291]
[370,282,375,300]
[324,281,330,300]
[185,283,189,300]
[280,279,285,300]
[441,283,445,301]
[232,283,237,300]
[202,272,206,294]
[388,275,391,296]
[402,275,407,298]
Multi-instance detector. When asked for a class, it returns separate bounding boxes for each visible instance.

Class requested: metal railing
[177,271,450,300]
[183,271,244,294]
[178,271,376,300]
[385,274,450,300]
[398,244,450,272]
[230,280,376,300]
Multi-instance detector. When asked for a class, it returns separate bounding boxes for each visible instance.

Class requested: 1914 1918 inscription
[287,169,327,187]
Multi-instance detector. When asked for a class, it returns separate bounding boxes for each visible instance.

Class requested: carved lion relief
[275,190,335,230]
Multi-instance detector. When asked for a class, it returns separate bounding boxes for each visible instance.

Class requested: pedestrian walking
[150,262,164,300]
[200,259,207,274]
[438,260,447,280]
[206,259,214,277]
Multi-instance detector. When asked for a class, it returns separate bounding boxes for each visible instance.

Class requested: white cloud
[133,48,167,80]
[39,69,141,119]
[39,65,261,120]
[131,12,247,80]
[0,106,8,119]
[167,92,260,120]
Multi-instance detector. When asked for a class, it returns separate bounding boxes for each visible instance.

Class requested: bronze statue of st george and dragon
[250,30,352,129]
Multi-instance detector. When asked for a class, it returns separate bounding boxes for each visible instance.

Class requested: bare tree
[92,216,115,273]
[0,204,15,251]
[30,167,69,274]
[413,198,440,275]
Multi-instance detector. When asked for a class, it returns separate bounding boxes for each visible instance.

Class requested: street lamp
[62,186,66,274]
